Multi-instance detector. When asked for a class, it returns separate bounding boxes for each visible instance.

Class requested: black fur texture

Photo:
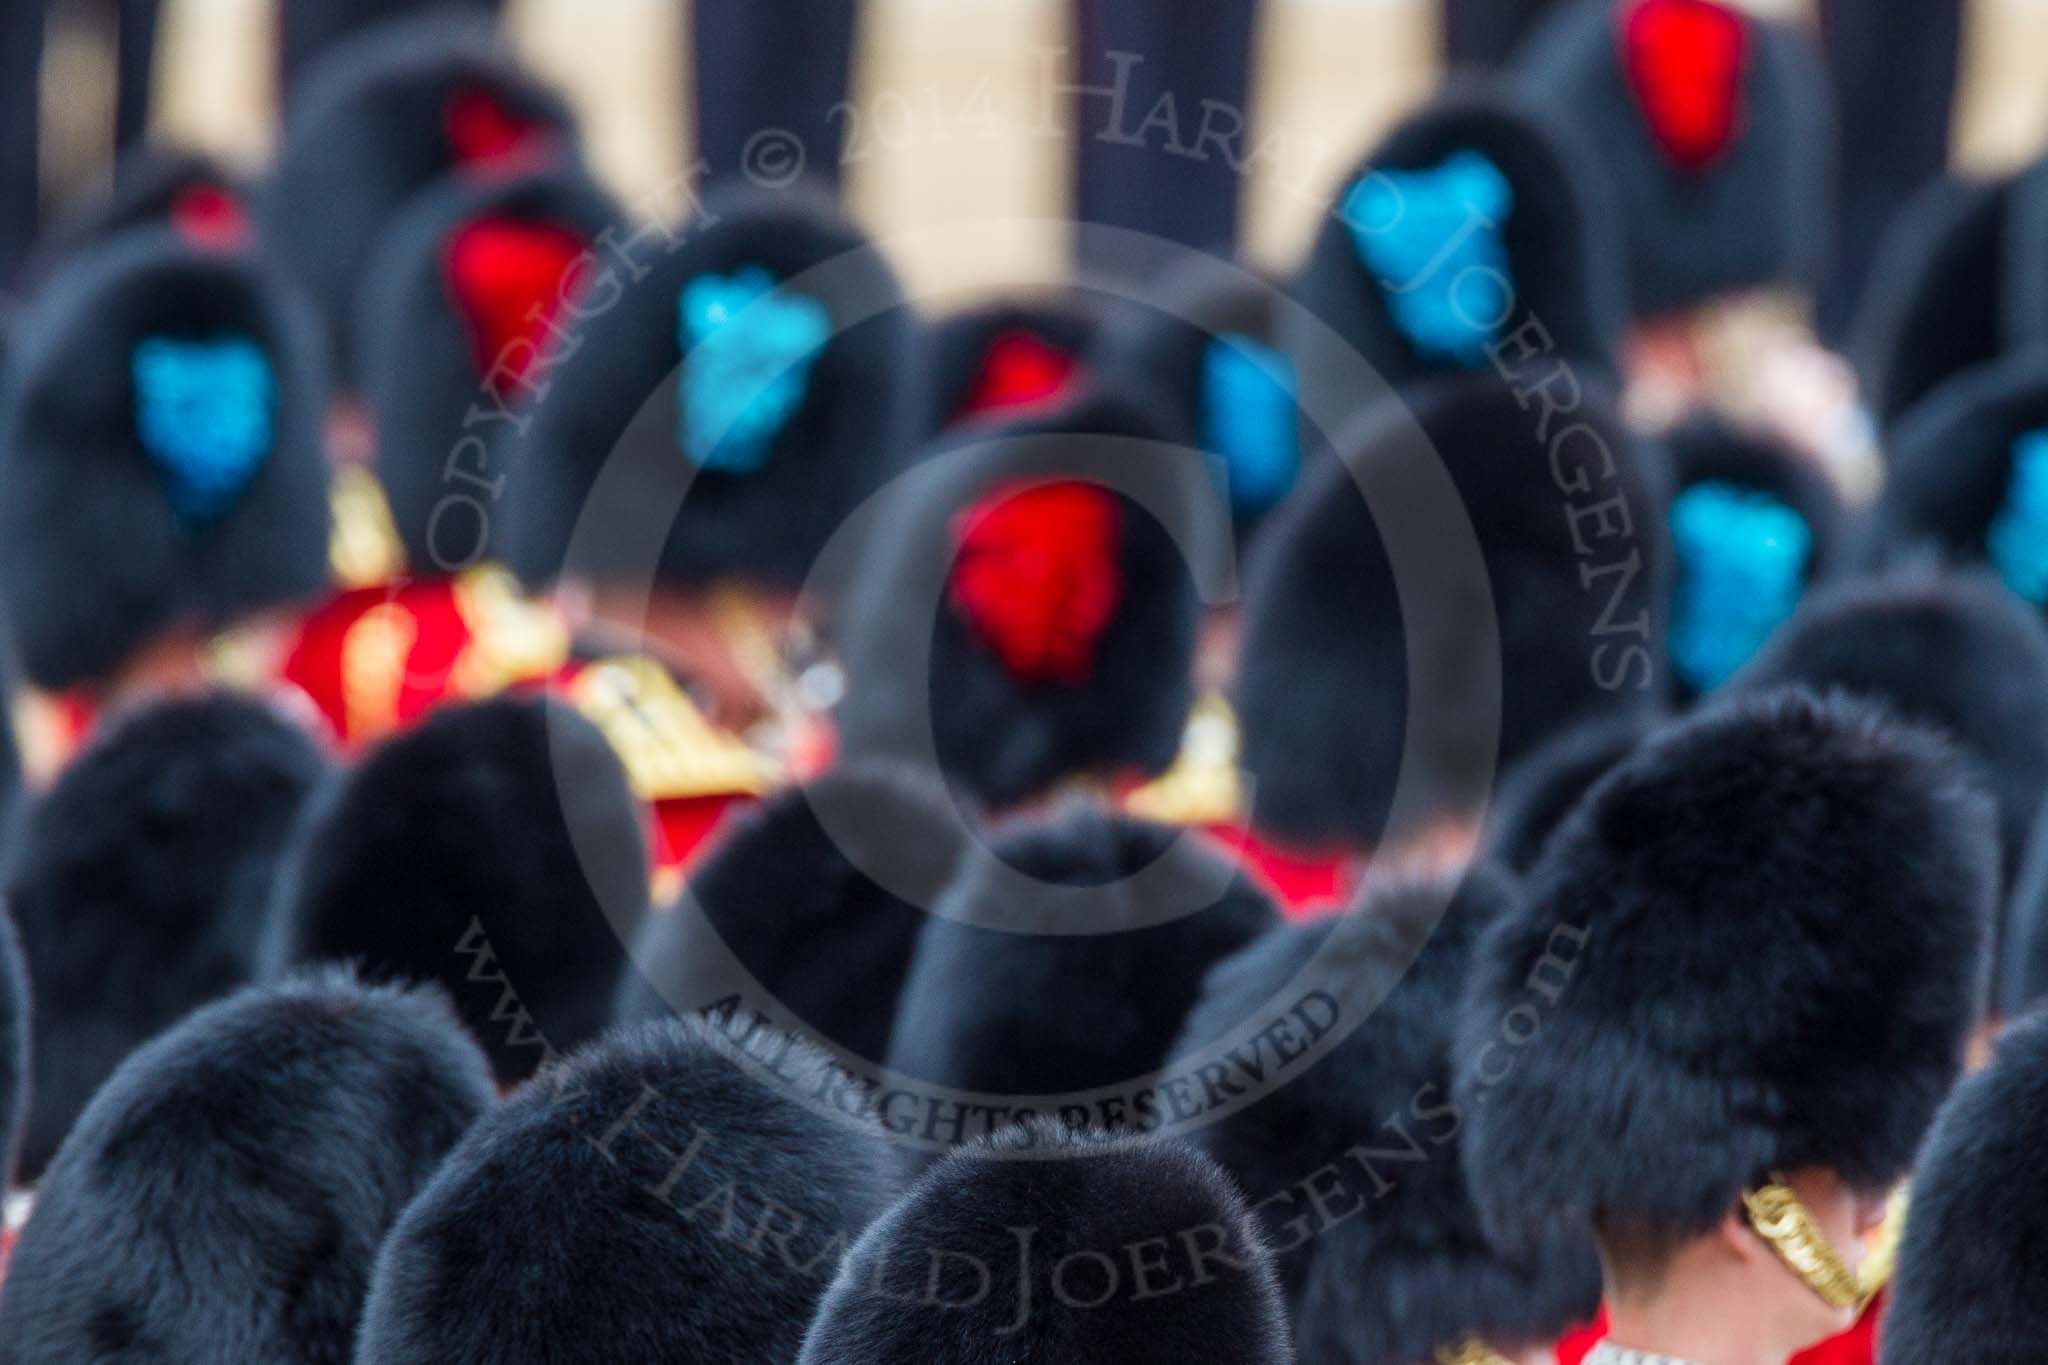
[886,806,1278,1102]
[354,164,622,572]
[1456,687,1996,1248]
[498,182,920,594]
[355,1015,901,1364]
[1,693,328,1179]
[266,693,649,1083]
[1848,174,2010,431]
[1171,865,1601,1362]
[2000,807,2048,1015]
[1285,85,1624,406]
[796,1123,1292,1364]
[0,228,331,690]
[1513,0,1832,318]
[0,967,494,1365]
[833,389,1210,809]
[262,10,579,386]
[617,763,968,1065]
[1480,710,1655,875]
[1867,350,2048,582]
[1880,1008,2048,1365]
[1734,569,2048,909]
[0,909,31,1186]
[19,146,245,290]
[1233,374,1670,850]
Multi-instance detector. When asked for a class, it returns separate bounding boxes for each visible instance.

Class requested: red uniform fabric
[1556,1296,1883,1365]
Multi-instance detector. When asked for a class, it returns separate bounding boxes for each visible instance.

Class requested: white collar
[1584,1344,1707,1365]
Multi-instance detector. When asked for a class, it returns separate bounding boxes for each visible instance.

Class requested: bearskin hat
[1090,253,1304,530]
[0,907,30,1185]
[833,389,1212,808]
[616,762,968,1066]
[1867,351,2048,596]
[498,182,919,595]
[354,162,622,572]
[1734,569,2048,906]
[266,693,648,1083]
[1659,410,1847,698]
[1879,1008,2048,1365]
[0,968,493,1364]
[0,228,330,690]
[918,291,1108,438]
[354,1015,900,1364]
[263,10,579,385]
[1286,85,1624,413]
[1457,687,1995,1249]
[1481,710,1656,875]
[1,693,328,1178]
[885,805,1277,1107]
[1233,374,1669,853]
[1513,0,1832,318]
[1170,864,1601,1362]
[1999,804,2048,1016]
[796,1123,1292,1364]
[21,145,250,287]
[1849,174,2011,431]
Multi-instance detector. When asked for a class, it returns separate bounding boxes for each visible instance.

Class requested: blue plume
[1200,333,1300,519]
[676,265,830,474]
[1988,430,2048,606]
[1668,480,1812,693]
[1344,149,1515,366]
[131,335,277,531]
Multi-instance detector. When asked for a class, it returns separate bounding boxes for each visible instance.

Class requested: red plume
[443,87,554,178]
[169,183,249,251]
[1619,0,1750,172]
[444,218,586,391]
[949,481,1124,685]
[954,329,1080,424]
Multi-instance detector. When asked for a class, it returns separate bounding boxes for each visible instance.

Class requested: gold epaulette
[329,465,406,590]
[1435,1339,1514,1365]
[1124,693,1247,826]
[565,655,777,802]
[11,690,74,786]
[449,566,572,698]
[341,600,419,740]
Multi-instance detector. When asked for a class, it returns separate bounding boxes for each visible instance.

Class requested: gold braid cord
[1124,693,1247,826]
[328,465,406,589]
[565,656,776,802]
[1741,1178,1866,1312]
[1435,1338,1515,1365]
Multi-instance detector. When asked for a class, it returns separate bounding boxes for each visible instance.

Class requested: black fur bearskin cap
[796,1122,1292,1364]
[1456,686,1996,1249]
[265,692,649,1083]
[617,762,968,1066]
[498,181,919,596]
[1233,373,1670,852]
[1879,1007,2048,1365]
[914,290,1111,440]
[1170,864,1602,1362]
[1849,174,2012,432]
[354,163,623,573]
[1480,711,1656,875]
[0,692,328,1179]
[1658,409,1848,700]
[1999,806,2048,1016]
[0,908,30,1187]
[1512,0,1832,319]
[19,145,250,290]
[1867,350,2048,591]
[1734,569,2048,907]
[1089,253,1306,532]
[0,227,331,691]
[263,9,580,387]
[833,387,1211,810]
[1286,84,1624,410]
[885,804,1278,1102]
[354,1015,902,1364]
[0,967,494,1365]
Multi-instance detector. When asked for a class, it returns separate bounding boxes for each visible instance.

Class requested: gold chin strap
[1435,1339,1514,1365]
[1740,1176,1878,1312]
